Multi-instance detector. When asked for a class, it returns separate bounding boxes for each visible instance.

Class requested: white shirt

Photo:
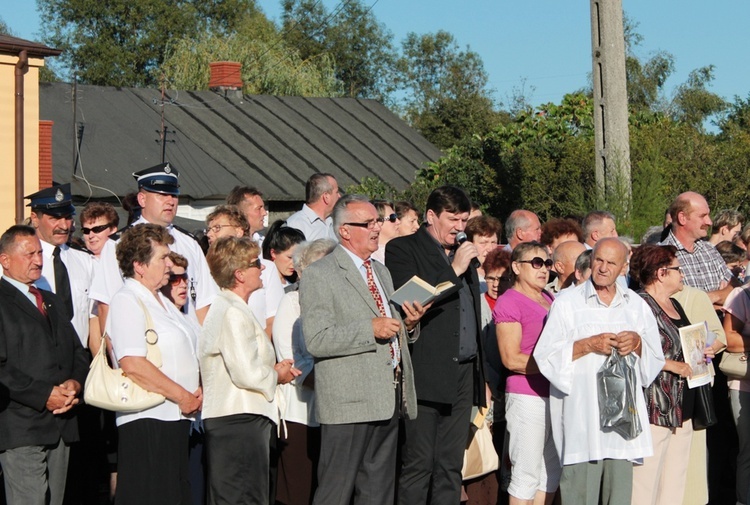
[90,217,219,326]
[533,280,664,465]
[107,278,200,426]
[247,259,285,330]
[272,291,318,427]
[36,240,95,347]
[286,204,337,241]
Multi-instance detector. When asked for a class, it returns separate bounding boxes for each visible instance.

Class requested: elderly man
[583,210,618,250]
[91,163,217,325]
[546,240,587,294]
[0,225,89,505]
[533,238,664,505]
[300,194,424,505]
[25,184,95,347]
[286,173,340,241]
[660,192,737,306]
[504,209,542,250]
[386,185,485,505]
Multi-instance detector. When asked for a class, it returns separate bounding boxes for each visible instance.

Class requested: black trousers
[115,419,191,505]
[398,361,474,505]
[204,413,273,505]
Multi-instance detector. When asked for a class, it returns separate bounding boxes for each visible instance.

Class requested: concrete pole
[590,0,631,215]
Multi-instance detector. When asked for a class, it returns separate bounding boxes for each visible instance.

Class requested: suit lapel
[333,246,381,317]
[0,279,53,333]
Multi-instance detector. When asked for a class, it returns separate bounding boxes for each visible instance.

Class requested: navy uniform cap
[25,183,75,217]
[133,162,180,196]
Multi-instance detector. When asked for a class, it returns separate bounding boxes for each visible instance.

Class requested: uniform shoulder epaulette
[173,225,200,243]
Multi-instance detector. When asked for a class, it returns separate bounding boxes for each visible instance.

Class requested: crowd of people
[1,161,750,505]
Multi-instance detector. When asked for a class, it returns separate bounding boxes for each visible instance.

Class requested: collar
[133,216,174,231]
[341,246,369,271]
[4,276,33,296]
[663,230,688,252]
[582,277,630,306]
[301,204,327,224]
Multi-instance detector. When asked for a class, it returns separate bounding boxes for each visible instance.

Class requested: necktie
[364,259,400,368]
[28,285,48,317]
[53,246,74,319]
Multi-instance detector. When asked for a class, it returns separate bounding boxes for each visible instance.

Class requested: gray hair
[505,209,533,241]
[582,211,616,241]
[641,226,664,245]
[293,239,337,274]
[332,194,371,240]
[575,249,593,273]
[306,173,335,204]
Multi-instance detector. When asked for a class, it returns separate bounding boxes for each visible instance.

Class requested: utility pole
[590,0,631,215]
[154,75,174,163]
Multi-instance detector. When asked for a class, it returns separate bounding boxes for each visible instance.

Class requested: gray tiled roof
[40,82,442,202]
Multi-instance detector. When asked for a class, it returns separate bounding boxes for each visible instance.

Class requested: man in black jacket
[386,186,485,505]
[0,225,89,505]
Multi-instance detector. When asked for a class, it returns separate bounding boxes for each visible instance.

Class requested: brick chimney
[39,120,54,189]
[208,62,243,91]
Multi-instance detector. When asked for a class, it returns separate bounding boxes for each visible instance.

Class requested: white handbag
[83,298,165,412]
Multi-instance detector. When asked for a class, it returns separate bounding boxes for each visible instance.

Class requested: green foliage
[395,31,498,150]
[39,0,256,86]
[671,66,727,130]
[719,94,750,137]
[159,13,341,96]
[345,177,398,201]
[282,0,396,99]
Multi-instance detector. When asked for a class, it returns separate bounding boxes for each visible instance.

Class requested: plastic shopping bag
[597,349,642,440]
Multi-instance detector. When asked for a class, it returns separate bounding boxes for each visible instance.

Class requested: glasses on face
[168,273,189,285]
[205,224,236,234]
[663,265,682,273]
[384,213,398,223]
[485,275,512,284]
[81,223,111,235]
[344,218,385,230]
[247,257,262,269]
[517,257,553,269]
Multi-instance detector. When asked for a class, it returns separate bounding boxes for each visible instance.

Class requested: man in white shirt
[286,173,340,241]
[226,185,268,245]
[533,238,664,505]
[26,184,95,348]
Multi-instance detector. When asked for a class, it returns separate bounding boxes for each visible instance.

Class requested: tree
[670,66,726,130]
[282,0,397,99]
[39,0,256,87]
[0,16,13,35]
[395,31,499,150]
[160,12,341,96]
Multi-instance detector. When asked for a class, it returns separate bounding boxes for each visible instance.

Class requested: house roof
[40,82,442,202]
[0,35,61,58]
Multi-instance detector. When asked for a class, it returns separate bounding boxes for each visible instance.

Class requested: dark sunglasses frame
[247,257,262,269]
[168,273,189,285]
[81,223,112,235]
[517,257,554,269]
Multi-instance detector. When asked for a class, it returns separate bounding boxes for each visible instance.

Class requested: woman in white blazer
[202,237,299,504]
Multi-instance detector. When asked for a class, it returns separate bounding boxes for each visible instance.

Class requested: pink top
[493,288,553,397]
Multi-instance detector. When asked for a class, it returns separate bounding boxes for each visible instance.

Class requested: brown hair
[206,236,260,289]
[116,224,174,278]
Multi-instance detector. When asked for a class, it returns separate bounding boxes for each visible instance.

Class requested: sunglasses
[247,257,262,269]
[168,273,189,285]
[517,257,553,269]
[81,223,112,235]
[384,213,398,223]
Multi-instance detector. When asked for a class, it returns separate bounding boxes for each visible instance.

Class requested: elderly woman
[371,199,401,263]
[262,220,306,287]
[201,236,299,504]
[629,244,711,505]
[273,239,337,505]
[494,241,559,505]
[395,200,420,237]
[107,224,202,505]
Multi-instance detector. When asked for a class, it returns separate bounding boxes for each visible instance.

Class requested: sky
[2,0,748,112]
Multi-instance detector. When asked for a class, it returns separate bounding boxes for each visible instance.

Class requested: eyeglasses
[663,266,682,273]
[516,257,553,269]
[344,218,385,230]
[384,213,398,223]
[205,224,236,234]
[247,257,262,269]
[81,223,112,235]
[168,273,189,285]
[485,275,512,284]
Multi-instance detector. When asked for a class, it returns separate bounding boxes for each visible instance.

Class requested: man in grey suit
[300,194,427,505]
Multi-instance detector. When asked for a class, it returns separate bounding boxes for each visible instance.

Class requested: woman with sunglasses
[494,241,560,505]
[370,199,400,263]
[201,236,300,504]
[629,244,713,505]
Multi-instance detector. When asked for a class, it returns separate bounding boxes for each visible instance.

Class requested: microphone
[455,232,480,269]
